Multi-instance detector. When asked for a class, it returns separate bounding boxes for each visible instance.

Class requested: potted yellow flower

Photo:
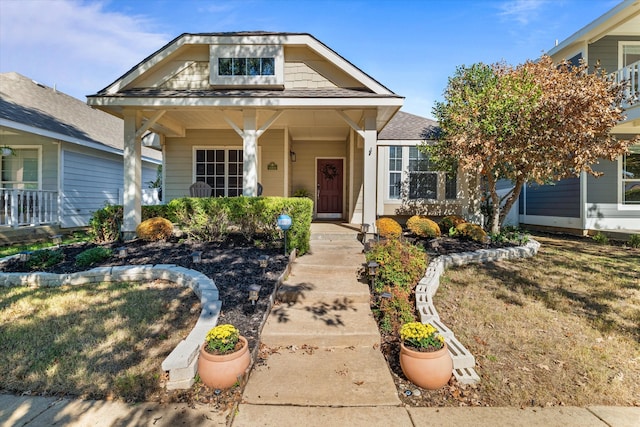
[399,321,453,389]
[197,324,251,389]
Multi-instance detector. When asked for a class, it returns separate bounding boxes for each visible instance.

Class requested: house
[518,0,640,234]
[0,72,162,240]
[86,32,479,238]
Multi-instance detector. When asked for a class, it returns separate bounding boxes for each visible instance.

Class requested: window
[621,43,640,68]
[218,58,275,76]
[210,44,284,87]
[1,148,39,189]
[388,147,402,199]
[386,146,457,201]
[622,148,640,204]
[195,149,243,197]
[408,147,437,199]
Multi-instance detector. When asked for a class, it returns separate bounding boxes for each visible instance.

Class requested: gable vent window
[218,58,275,76]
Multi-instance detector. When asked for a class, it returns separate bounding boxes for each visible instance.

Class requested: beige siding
[133,45,210,89]
[291,140,347,213]
[164,128,286,200]
[258,130,285,196]
[284,46,365,89]
[284,62,337,89]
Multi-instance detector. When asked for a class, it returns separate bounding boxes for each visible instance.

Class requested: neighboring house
[0,72,162,232]
[86,32,479,238]
[518,0,640,233]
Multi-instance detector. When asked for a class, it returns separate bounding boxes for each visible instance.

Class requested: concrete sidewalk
[2,224,639,426]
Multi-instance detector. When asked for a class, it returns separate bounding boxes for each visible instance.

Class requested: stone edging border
[414,239,541,384]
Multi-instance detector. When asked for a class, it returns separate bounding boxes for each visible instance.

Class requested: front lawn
[0,281,199,402]
[434,233,640,406]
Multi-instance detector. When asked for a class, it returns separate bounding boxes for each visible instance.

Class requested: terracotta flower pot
[399,341,453,390]
[198,335,251,389]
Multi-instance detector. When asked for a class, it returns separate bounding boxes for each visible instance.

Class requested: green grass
[0,231,91,258]
[436,233,640,406]
[0,281,199,402]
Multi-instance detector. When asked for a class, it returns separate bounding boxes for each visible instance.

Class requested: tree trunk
[487,173,501,234]
[498,178,525,230]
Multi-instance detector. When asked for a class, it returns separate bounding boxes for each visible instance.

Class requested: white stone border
[0,263,221,390]
[416,239,541,384]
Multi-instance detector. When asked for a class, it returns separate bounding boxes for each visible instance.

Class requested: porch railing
[0,189,58,228]
[611,60,640,108]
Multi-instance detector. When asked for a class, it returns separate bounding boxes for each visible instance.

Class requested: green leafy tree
[428,55,639,233]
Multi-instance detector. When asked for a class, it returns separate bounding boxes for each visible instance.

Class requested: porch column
[122,110,142,240]
[243,110,258,196]
[362,110,378,231]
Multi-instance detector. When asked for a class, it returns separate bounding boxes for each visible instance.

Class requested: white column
[362,110,378,231]
[243,110,258,196]
[122,110,142,240]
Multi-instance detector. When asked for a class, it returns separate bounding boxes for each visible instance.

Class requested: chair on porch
[189,181,212,197]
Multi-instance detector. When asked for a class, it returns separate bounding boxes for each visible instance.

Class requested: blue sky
[0,0,621,119]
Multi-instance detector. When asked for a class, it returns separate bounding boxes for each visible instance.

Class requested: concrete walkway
[2,223,639,426]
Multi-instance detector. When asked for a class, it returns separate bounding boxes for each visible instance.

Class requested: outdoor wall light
[248,284,262,305]
[117,246,128,258]
[289,151,296,162]
[191,251,202,263]
[19,251,32,263]
[51,234,62,247]
[367,260,379,288]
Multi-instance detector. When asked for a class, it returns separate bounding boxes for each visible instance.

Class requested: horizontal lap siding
[62,150,122,227]
[588,158,640,220]
[61,149,157,227]
[522,178,580,218]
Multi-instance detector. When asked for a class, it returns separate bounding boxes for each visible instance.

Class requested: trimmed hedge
[406,215,441,238]
[89,197,313,255]
[376,217,403,239]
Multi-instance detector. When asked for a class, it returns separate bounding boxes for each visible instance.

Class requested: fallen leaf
[537,364,550,371]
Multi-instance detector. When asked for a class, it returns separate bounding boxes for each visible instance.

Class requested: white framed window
[621,146,640,205]
[618,41,640,69]
[385,146,457,201]
[388,146,402,199]
[194,148,243,197]
[1,147,40,189]
[210,44,284,87]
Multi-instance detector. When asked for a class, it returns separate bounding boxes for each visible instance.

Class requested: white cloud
[0,0,169,99]
[497,0,548,25]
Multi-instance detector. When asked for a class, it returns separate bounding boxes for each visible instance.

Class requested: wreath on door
[321,163,338,181]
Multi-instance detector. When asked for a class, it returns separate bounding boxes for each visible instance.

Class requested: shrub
[27,249,64,270]
[406,215,441,238]
[489,226,530,245]
[375,286,416,335]
[75,247,113,268]
[440,215,466,233]
[376,217,403,239]
[592,232,609,245]
[136,217,173,241]
[455,222,488,242]
[628,234,640,249]
[89,204,123,243]
[366,239,427,293]
[168,197,230,242]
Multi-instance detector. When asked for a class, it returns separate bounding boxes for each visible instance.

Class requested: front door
[316,158,343,219]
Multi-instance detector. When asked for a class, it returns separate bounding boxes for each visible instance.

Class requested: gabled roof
[90,32,399,97]
[547,0,640,58]
[378,111,438,141]
[0,72,161,162]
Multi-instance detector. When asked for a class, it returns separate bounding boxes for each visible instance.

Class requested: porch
[0,189,58,228]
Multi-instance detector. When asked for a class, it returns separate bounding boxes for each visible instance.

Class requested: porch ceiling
[137,107,379,141]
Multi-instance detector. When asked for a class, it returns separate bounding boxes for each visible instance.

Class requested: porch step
[260,302,381,348]
[311,232,361,241]
[243,346,400,406]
